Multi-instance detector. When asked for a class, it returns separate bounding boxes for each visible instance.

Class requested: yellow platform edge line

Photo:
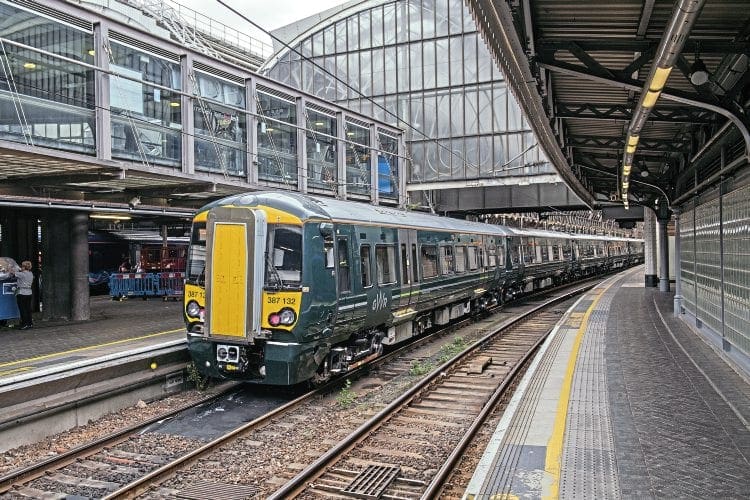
[0,328,183,369]
[543,285,609,500]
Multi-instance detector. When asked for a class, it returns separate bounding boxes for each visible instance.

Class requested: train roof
[203,191,514,236]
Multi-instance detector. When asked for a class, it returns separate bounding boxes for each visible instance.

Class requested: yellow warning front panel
[210,223,247,337]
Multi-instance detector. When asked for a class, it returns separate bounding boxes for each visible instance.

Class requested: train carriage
[184,191,643,386]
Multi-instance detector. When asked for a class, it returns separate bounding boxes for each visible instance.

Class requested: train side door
[397,229,418,308]
[334,226,355,334]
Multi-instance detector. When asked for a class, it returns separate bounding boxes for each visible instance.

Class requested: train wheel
[311,359,331,387]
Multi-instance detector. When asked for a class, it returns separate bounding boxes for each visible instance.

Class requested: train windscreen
[265,225,302,288]
[187,222,207,285]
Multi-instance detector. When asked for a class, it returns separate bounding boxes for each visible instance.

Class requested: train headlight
[279,308,296,325]
[217,346,228,360]
[186,300,201,318]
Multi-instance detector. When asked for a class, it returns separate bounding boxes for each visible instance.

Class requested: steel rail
[0,381,240,494]
[268,283,594,499]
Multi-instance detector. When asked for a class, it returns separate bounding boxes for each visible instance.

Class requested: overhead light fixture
[642,90,660,108]
[87,49,96,56]
[314,121,325,126]
[91,214,131,220]
[622,181,629,190]
[23,62,36,69]
[650,66,672,92]
[169,101,180,107]
[690,57,709,86]
[640,169,649,177]
[626,145,637,154]
[623,164,632,176]
[627,135,639,147]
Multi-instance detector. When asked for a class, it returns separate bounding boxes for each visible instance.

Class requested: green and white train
[184,191,643,385]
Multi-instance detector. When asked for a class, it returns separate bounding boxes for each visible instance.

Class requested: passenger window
[455,245,467,273]
[360,245,372,287]
[412,244,419,282]
[400,243,409,285]
[376,245,397,285]
[421,245,438,278]
[338,237,351,293]
[468,246,479,271]
[440,245,455,274]
[488,244,497,268]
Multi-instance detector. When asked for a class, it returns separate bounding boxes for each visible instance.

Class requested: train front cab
[185,205,324,385]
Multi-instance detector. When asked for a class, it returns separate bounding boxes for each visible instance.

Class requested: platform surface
[465,267,750,499]
[0,296,184,380]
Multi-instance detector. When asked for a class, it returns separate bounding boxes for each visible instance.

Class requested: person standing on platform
[15,260,34,330]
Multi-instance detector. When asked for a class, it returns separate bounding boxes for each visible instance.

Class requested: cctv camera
[128,196,141,208]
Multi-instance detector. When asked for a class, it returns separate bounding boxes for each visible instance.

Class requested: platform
[0,296,185,381]
[464,267,750,498]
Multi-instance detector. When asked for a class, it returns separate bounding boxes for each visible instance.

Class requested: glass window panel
[372,48,384,95]
[464,88,478,135]
[425,141,438,179]
[436,90,451,137]
[449,36,463,85]
[396,1,409,44]
[410,141,425,181]
[465,137,478,177]
[359,51,372,95]
[257,91,298,185]
[479,135,493,176]
[312,32,324,56]
[410,43,423,90]
[507,133,522,168]
[478,87,493,134]
[348,53,360,98]
[109,42,181,165]
[324,25,335,54]
[384,46,397,94]
[397,45,410,93]
[449,0,463,34]
[359,10,371,50]
[493,84,508,130]
[408,0,422,40]
[306,109,338,191]
[422,0,436,38]
[383,3,396,44]
[463,33,478,83]
[336,20,347,53]
[478,44,493,82]
[423,93,437,138]
[336,54,348,100]
[0,5,96,153]
[436,38,449,88]
[463,1,475,31]
[508,90,523,130]
[345,121,371,194]
[423,40,436,89]
[436,0,449,36]
[451,138,464,178]
[371,6,384,46]
[438,138,452,177]
[450,90,464,136]
[347,15,360,51]
[378,132,399,197]
[410,98,424,135]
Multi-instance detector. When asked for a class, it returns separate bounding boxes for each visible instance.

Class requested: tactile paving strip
[559,282,621,499]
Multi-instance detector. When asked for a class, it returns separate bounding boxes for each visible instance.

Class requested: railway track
[0,280,595,499]
[268,288,580,499]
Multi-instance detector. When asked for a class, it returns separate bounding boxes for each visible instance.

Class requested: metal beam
[537,39,750,54]
[556,102,712,124]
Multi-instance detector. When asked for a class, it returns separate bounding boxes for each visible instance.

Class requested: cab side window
[360,245,372,287]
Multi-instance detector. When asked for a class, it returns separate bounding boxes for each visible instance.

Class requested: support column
[643,207,658,287]
[673,208,683,315]
[42,212,72,321]
[658,212,670,292]
[70,212,90,321]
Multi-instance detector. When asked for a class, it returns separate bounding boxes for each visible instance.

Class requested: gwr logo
[372,290,388,311]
